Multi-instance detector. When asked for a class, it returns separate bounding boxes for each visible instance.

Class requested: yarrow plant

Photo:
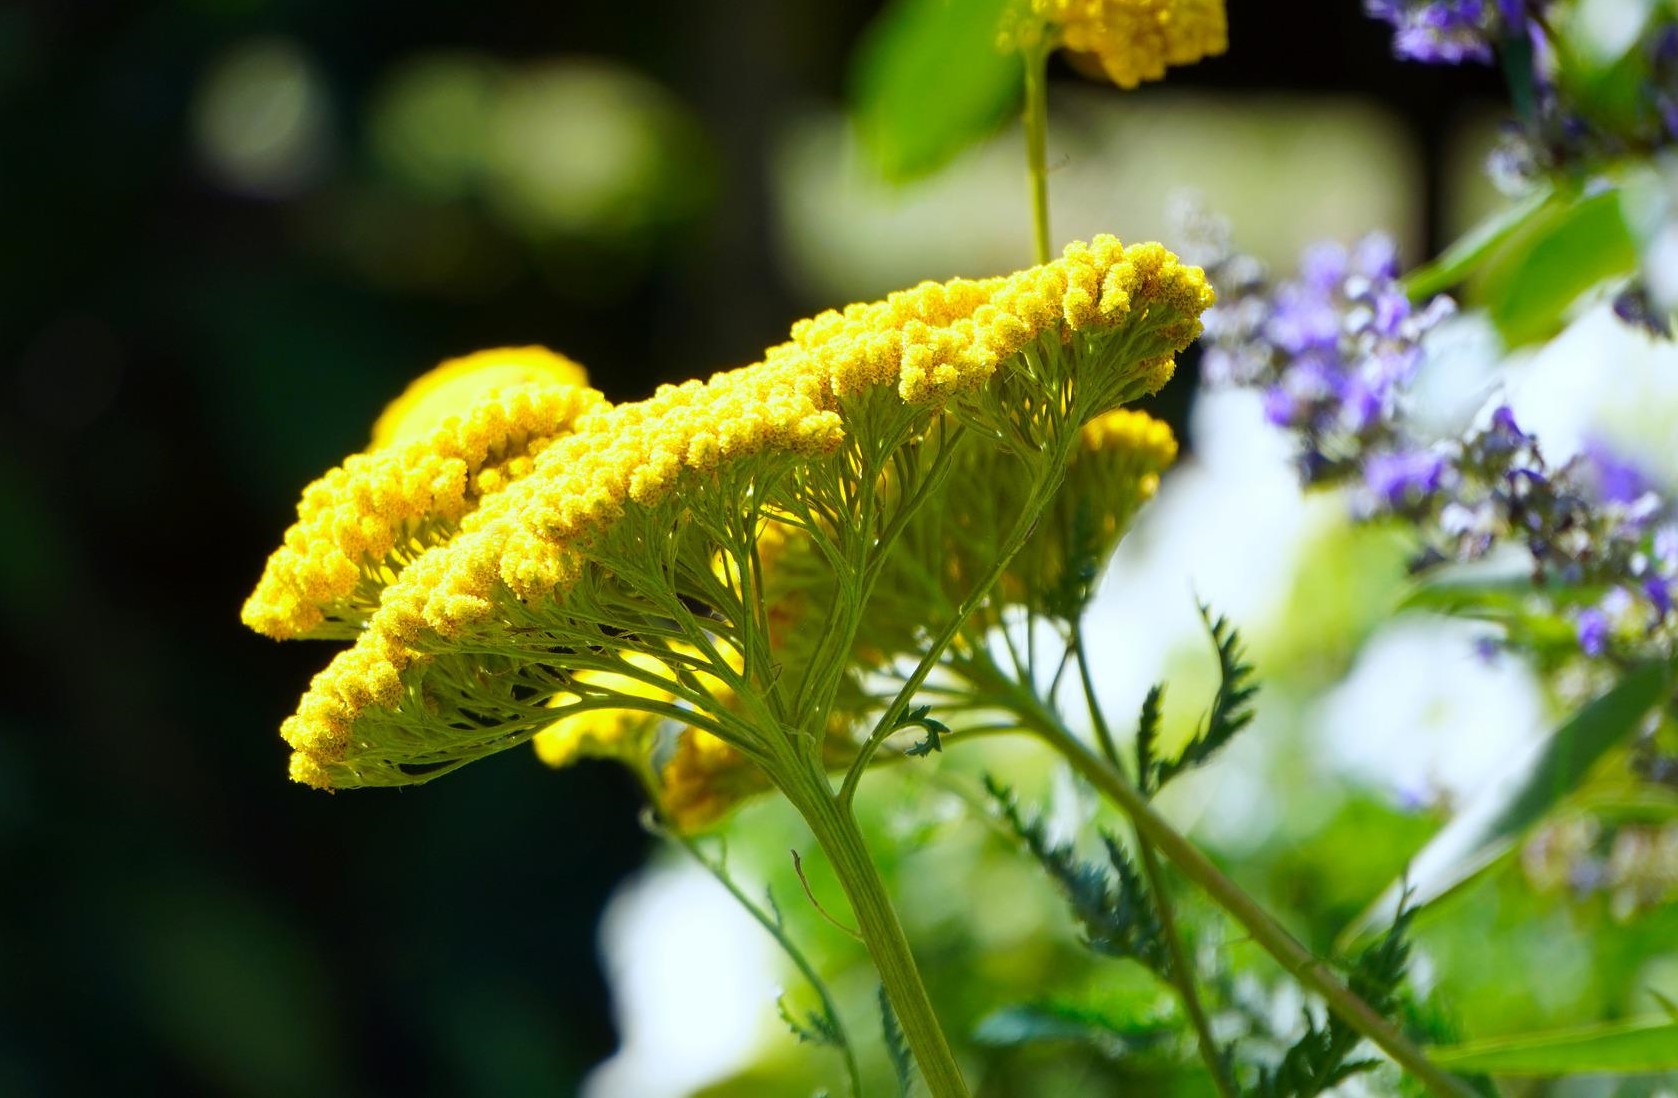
[243,0,1678,1092]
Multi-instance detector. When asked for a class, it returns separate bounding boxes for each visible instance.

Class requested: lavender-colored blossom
[1655,524,1678,571]
[1364,449,1449,509]
[1371,0,1499,64]
[1577,607,1611,656]
[1644,577,1673,622]
[1581,438,1652,505]
[1265,286,1342,354]
[1352,235,1401,280]
[1483,404,1530,452]
[1190,209,1677,675]
[1262,386,1299,428]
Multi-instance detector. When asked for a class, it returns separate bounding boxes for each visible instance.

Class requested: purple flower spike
[1365,449,1448,508]
[1654,524,1678,570]
[1298,241,1349,292]
[1353,234,1401,281]
[1644,577,1672,622]
[1576,607,1610,657]
[1262,385,1299,428]
[1582,438,1651,504]
[1370,287,1412,339]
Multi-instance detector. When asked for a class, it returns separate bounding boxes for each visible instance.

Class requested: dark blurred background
[0,2,1501,1094]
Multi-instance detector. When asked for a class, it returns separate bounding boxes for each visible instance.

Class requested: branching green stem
[1072,629,1235,1098]
[663,825,864,1098]
[781,761,970,1098]
[1005,687,1475,1098]
[839,455,1068,809]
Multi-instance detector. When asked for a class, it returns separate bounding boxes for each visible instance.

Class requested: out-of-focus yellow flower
[370,345,590,447]
[1006,0,1228,90]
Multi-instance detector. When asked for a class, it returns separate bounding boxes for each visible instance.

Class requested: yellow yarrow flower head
[241,352,605,641]
[251,237,1212,794]
[1006,0,1228,90]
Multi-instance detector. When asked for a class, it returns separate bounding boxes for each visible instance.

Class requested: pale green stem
[1072,626,1235,1098]
[838,436,1074,809]
[1023,44,1053,265]
[665,825,863,1098]
[1007,691,1476,1098]
[782,761,970,1098]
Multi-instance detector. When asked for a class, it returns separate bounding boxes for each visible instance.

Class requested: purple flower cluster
[1368,1,1678,182]
[1199,232,1456,504]
[1364,0,1507,65]
[1194,224,1677,664]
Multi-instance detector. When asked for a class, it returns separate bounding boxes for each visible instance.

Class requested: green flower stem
[663,823,863,1098]
[783,762,971,1098]
[1005,691,1476,1098]
[839,439,1073,809]
[1023,44,1053,265]
[1072,626,1235,1098]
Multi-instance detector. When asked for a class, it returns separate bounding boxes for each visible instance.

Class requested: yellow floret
[1026,0,1227,90]
[370,346,591,447]
[242,375,605,640]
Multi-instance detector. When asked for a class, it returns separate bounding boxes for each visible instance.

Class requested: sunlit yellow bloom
[660,728,761,831]
[1016,0,1228,90]
[531,651,673,768]
[370,346,591,447]
[242,373,604,640]
[255,237,1212,790]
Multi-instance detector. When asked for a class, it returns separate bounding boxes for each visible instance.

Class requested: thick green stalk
[1022,44,1053,265]
[1016,703,1476,1098]
[784,763,970,1098]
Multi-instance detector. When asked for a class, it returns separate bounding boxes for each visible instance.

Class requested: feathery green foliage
[1154,604,1258,792]
[1249,905,1419,1097]
[984,775,1169,973]
[881,985,917,1097]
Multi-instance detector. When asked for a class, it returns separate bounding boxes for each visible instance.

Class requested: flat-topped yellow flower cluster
[244,237,1213,802]
[241,348,603,641]
[1006,0,1228,90]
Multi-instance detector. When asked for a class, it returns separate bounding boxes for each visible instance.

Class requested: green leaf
[898,704,949,757]
[1429,1017,1678,1075]
[1477,186,1640,347]
[1403,184,1557,301]
[1154,605,1257,792]
[849,0,1023,183]
[972,1003,1173,1061]
[880,986,917,1097]
[1341,660,1673,948]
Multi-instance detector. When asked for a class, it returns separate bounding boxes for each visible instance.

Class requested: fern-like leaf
[779,995,844,1048]
[897,704,950,757]
[1248,904,1417,1097]
[880,985,916,1097]
[1156,604,1258,791]
[1134,683,1166,797]
[984,776,1169,974]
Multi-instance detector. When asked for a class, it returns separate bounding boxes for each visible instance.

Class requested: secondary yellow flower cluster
[1005,0,1228,90]
[247,237,1213,796]
[241,348,603,641]
[1012,406,1179,605]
